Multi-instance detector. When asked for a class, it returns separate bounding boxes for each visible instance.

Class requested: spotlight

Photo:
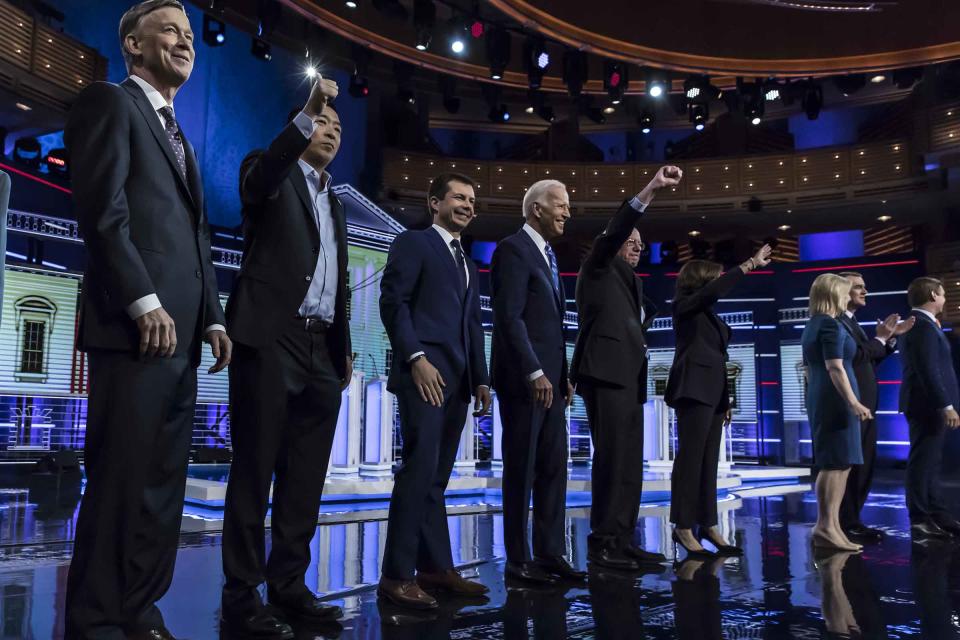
[486,26,511,80]
[439,75,460,113]
[639,107,654,134]
[833,73,866,96]
[13,136,41,169]
[603,105,616,115]
[524,36,549,89]
[538,105,556,123]
[447,16,467,54]
[488,104,510,122]
[563,49,588,98]
[877,215,892,222]
[689,102,708,130]
[470,19,484,39]
[683,75,718,101]
[202,14,226,47]
[413,0,435,51]
[525,106,534,114]
[604,61,628,104]
[738,79,764,124]
[870,74,886,84]
[584,107,606,124]
[45,147,68,176]
[251,38,272,61]
[645,68,668,98]
[481,83,507,122]
[801,81,823,120]
[763,79,783,101]
[345,1,358,7]
[305,66,317,79]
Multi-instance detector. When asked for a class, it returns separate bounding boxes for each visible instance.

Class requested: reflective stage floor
[0,469,958,639]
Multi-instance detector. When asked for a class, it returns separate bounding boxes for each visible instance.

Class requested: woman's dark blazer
[664,268,745,410]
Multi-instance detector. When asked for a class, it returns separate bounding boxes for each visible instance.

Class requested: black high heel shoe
[672,530,716,559]
[696,528,744,556]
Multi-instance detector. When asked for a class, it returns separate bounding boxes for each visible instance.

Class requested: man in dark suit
[900,276,960,539]
[219,77,351,638]
[491,179,585,585]
[64,2,231,638]
[378,173,492,609]
[837,272,913,543]
[571,165,681,570]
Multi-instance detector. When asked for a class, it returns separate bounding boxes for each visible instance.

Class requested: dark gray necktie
[450,239,467,291]
[158,106,186,179]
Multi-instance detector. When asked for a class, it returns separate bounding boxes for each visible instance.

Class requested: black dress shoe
[911,521,953,540]
[505,561,558,585]
[535,556,587,581]
[845,524,884,543]
[221,609,294,640]
[622,544,668,564]
[934,518,960,537]
[587,547,640,571]
[270,592,343,621]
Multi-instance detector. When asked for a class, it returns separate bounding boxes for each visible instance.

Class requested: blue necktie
[158,106,186,179]
[545,244,561,297]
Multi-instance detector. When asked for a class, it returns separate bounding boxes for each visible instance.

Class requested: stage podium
[330,372,364,475]
[644,395,733,472]
[361,376,395,475]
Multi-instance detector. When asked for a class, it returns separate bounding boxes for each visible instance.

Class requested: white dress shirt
[294,155,339,323]
[125,75,224,335]
[431,224,469,287]
[911,308,953,411]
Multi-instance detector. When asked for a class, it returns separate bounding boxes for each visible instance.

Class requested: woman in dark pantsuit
[802,273,871,552]
[666,244,771,557]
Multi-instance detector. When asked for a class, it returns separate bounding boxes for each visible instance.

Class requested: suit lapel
[426,228,465,299]
[182,137,203,222]
[518,230,563,311]
[121,78,196,210]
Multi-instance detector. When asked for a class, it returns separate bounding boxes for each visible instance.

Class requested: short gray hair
[119,0,186,72]
[522,179,567,218]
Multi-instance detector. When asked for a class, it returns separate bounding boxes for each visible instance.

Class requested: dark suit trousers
[905,413,950,524]
[839,416,878,528]
[381,377,468,580]
[221,324,342,612]
[581,382,645,549]
[499,392,569,563]
[670,401,725,529]
[66,349,197,639]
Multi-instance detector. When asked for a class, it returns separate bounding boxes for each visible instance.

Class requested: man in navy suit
[491,179,585,585]
[900,276,960,539]
[64,2,230,638]
[378,173,492,609]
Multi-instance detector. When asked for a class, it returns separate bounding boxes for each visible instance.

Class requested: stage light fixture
[486,26,511,80]
[584,107,606,124]
[13,136,41,169]
[877,215,892,222]
[395,61,416,105]
[604,61,628,104]
[801,81,823,119]
[45,147,68,175]
[251,38,272,61]
[488,104,511,122]
[870,74,886,84]
[470,19,484,38]
[892,66,922,89]
[525,106,535,114]
[645,69,668,98]
[256,0,281,39]
[413,0,435,51]
[439,74,460,113]
[833,73,866,96]
[639,107,655,133]
[683,75,718,101]
[538,105,556,123]
[689,102,708,130]
[563,49,588,98]
[524,37,549,89]
[738,79,764,124]
[603,105,616,115]
[345,0,358,7]
[763,79,783,101]
[202,13,226,47]
[481,83,509,122]
[349,74,369,98]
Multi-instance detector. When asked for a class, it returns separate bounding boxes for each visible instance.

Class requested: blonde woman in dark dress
[801,273,873,552]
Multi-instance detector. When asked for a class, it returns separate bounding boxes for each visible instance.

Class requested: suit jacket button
[305,275,312,282]
[195,270,201,278]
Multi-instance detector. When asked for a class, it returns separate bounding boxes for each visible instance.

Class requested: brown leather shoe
[416,569,490,595]
[377,577,439,610]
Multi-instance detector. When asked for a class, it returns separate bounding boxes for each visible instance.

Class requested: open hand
[412,357,445,407]
[205,330,232,373]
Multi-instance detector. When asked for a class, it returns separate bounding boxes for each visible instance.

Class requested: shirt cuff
[127,294,161,320]
[628,196,649,212]
[527,369,545,382]
[205,324,225,334]
[408,351,425,362]
[874,336,888,345]
[292,110,317,139]
[945,405,956,412]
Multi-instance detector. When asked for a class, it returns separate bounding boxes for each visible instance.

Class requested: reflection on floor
[0,469,957,638]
